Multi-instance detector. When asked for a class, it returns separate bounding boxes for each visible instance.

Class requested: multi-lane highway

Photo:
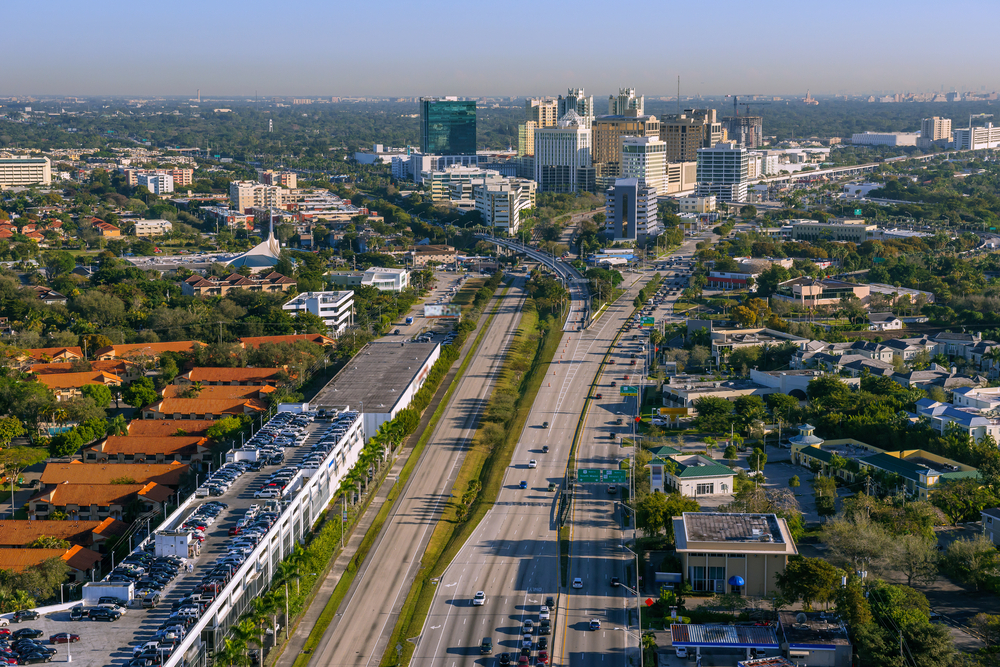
[300,281,527,667]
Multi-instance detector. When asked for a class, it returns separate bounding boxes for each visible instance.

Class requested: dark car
[519,481,528,489]
[611,577,620,587]
[595,393,603,399]
[607,485,617,495]
[49,634,80,644]
[545,596,555,608]
[499,654,512,666]
[12,629,44,640]
[18,653,52,664]
[542,445,549,453]
[11,611,39,623]
[89,608,122,622]
[69,607,90,621]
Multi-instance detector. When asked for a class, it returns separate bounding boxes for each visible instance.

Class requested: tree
[789,475,800,489]
[26,536,71,549]
[765,393,800,422]
[0,417,25,448]
[723,445,738,462]
[775,556,841,609]
[969,613,1000,646]
[122,377,158,408]
[733,395,767,428]
[740,205,758,220]
[821,515,893,575]
[0,447,46,495]
[693,396,733,433]
[80,384,113,409]
[748,447,767,473]
[942,535,1000,592]
[635,493,700,540]
[891,534,940,586]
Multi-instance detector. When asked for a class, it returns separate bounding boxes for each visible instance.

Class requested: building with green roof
[649,453,735,498]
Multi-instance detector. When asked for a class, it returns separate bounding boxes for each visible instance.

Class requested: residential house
[916,398,1000,441]
[0,546,105,582]
[868,313,902,331]
[90,218,120,237]
[127,419,219,437]
[141,397,268,420]
[84,435,211,465]
[0,518,128,553]
[672,512,798,596]
[181,272,297,297]
[40,461,189,487]
[93,341,205,363]
[29,286,68,305]
[238,333,335,348]
[34,370,122,401]
[11,347,84,365]
[982,508,1000,546]
[28,482,174,522]
[173,367,288,387]
[30,359,140,382]
[161,384,276,401]
[892,366,983,392]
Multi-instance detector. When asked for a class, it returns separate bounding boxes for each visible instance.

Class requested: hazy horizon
[6,0,996,98]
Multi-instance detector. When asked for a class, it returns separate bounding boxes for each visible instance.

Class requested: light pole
[618,568,643,667]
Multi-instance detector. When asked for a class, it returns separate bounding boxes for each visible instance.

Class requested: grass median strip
[381,298,565,667]
[286,288,507,667]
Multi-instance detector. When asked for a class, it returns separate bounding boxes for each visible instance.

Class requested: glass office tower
[420,98,477,155]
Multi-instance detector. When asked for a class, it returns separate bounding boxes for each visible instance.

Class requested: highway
[302,281,527,667]
[409,234,705,667]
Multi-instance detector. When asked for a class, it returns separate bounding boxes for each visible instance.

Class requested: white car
[675,647,688,658]
[572,577,583,589]
[472,591,486,606]
[539,606,550,620]
[528,460,537,469]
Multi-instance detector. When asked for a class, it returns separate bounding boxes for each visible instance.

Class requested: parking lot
[6,415,333,667]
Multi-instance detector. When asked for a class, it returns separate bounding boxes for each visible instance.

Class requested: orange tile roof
[35,484,146,508]
[0,520,110,547]
[0,549,70,572]
[161,384,275,399]
[91,435,208,456]
[63,544,104,571]
[30,360,131,376]
[138,482,174,503]
[127,419,218,437]
[34,371,121,390]
[94,341,205,359]
[41,462,188,486]
[239,334,335,348]
[15,347,84,362]
[93,517,130,538]
[178,367,286,384]
[149,398,268,416]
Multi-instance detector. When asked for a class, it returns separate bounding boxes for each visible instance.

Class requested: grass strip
[381,299,564,667]
[286,291,506,667]
[559,526,571,587]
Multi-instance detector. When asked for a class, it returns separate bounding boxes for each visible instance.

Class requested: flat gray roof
[682,512,785,544]
[312,341,439,413]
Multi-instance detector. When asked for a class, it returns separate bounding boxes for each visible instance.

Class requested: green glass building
[420,98,477,155]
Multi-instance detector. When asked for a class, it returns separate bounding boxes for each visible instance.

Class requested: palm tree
[216,638,249,667]
[983,347,1000,378]
[107,414,128,436]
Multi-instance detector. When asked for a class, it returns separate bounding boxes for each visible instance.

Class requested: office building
[258,170,298,188]
[850,132,919,147]
[533,111,594,193]
[422,165,502,203]
[0,156,51,187]
[526,98,559,128]
[608,87,644,115]
[620,136,667,195]
[420,97,477,156]
[517,121,537,156]
[605,178,660,241]
[953,123,1000,150]
[328,267,410,292]
[921,117,952,142]
[137,172,174,195]
[679,195,716,214]
[696,141,750,203]
[789,218,878,243]
[722,116,764,149]
[659,109,726,162]
[133,219,173,237]
[406,153,479,183]
[122,168,192,187]
[281,291,354,334]
[229,181,286,212]
[591,113,660,180]
[474,177,536,235]
[558,88,595,128]
[663,161,698,195]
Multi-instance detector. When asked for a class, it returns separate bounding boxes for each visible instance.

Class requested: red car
[0,629,8,637]
[537,652,549,665]
[228,527,241,536]
[50,633,81,644]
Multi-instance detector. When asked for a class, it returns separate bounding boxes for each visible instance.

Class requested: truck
[81,581,135,606]
[405,316,414,325]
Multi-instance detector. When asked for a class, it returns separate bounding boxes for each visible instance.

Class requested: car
[610,381,616,387]
[595,393,603,399]
[572,578,583,589]
[542,422,549,429]
[18,653,52,664]
[480,637,493,655]
[608,359,615,364]
[538,619,551,635]
[472,591,486,606]
[547,482,556,492]
[12,629,43,640]
[11,611,39,623]
[590,619,602,630]
[519,481,528,489]
[499,653,512,666]
[675,647,688,658]
[541,445,549,453]
[537,637,548,651]
[611,577,620,587]
[523,620,533,633]
[537,650,549,664]
[518,657,530,666]
[89,608,122,622]
[521,637,532,650]
[607,485,617,495]
[616,417,624,425]
[528,460,537,469]
[539,606,550,620]
[545,596,554,608]
[48,634,80,644]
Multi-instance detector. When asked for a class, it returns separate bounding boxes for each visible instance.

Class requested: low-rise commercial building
[327,267,409,292]
[0,156,51,186]
[648,452,735,497]
[134,219,173,237]
[788,219,877,243]
[281,290,354,334]
[850,132,919,146]
[401,245,456,267]
[679,195,716,214]
[773,277,870,308]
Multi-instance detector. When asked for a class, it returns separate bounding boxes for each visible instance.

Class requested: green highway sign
[854,209,863,216]
[640,317,654,327]
[619,385,638,396]
[577,469,629,484]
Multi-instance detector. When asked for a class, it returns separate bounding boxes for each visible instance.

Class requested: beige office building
[789,219,877,243]
[0,156,51,187]
[517,121,537,157]
[591,113,660,179]
[921,117,952,142]
[620,136,667,195]
[229,181,287,212]
[660,109,726,163]
[526,98,559,128]
[258,170,298,189]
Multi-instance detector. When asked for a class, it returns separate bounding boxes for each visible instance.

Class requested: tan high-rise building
[517,121,538,156]
[229,181,286,212]
[660,109,726,163]
[526,98,559,128]
[258,169,298,189]
[591,112,659,179]
[921,117,952,142]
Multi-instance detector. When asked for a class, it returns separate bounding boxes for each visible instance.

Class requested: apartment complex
[181,272,297,297]
[474,177,537,235]
[133,219,173,237]
[696,141,750,203]
[921,116,952,141]
[258,169,298,188]
[620,136,667,196]
[660,109,726,162]
[590,113,660,179]
[281,290,354,334]
[526,98,559,128]
[534,111,594,193]
[229,181,287,212]
[517,120,537,157]
[122,168,193,187]
[420,97,477,156]
[137,172,174,194]
[0,156,51,186]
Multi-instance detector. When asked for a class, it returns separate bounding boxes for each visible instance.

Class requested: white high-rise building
[474,178,537,235]
[137,172,174,195]
[0,156,51,186]
[281,291,354,335]
[558,88,595,128]
[533,111,593,194]
[620,136,667,196]
[696,141,749,203]
[609,88,644,116]
[953,123,1000,150]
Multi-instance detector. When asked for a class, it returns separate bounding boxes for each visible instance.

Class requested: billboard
[424,304,462,319]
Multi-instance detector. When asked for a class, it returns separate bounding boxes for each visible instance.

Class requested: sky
[4,0,997,98]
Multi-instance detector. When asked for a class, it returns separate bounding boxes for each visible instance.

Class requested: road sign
[854,209,863,216]
[619,385,638,397]
[640,316,654,328]
[577,469,628,484]
[646,598,655,607]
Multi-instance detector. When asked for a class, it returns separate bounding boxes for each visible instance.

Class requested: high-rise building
[0,156,51,186]
[517,121,538,156]
[609,88,644,115]
[258,169,298,189]
[921,117,952,142]
[526,98,559,128]
[953,123,1000,150]
[474,177,537,235]
[533,111,594,194]
[591,113,660,181]
[620,137,667,196]
[660,109,726,162]
[696,142,749,203]
[229,181,286,212]
[122,168,193,187]
[420,97,477,156]
[605,178,660,241]
[722,116,763,149]
[137,172,174,195]
[558,89,595,128]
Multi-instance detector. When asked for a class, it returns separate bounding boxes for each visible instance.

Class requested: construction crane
[725,95,772,116]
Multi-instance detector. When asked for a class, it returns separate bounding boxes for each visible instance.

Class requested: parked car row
[180,500,229,544]
[302,412,359,470]
[198,508,279,596]
[0,628,58,664]
[107,553,185,603]
[197,460,255,498]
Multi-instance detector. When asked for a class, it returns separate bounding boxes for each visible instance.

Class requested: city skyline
[5,0,997,97]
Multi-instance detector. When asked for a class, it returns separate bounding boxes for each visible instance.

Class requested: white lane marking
[429,574,462,659]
